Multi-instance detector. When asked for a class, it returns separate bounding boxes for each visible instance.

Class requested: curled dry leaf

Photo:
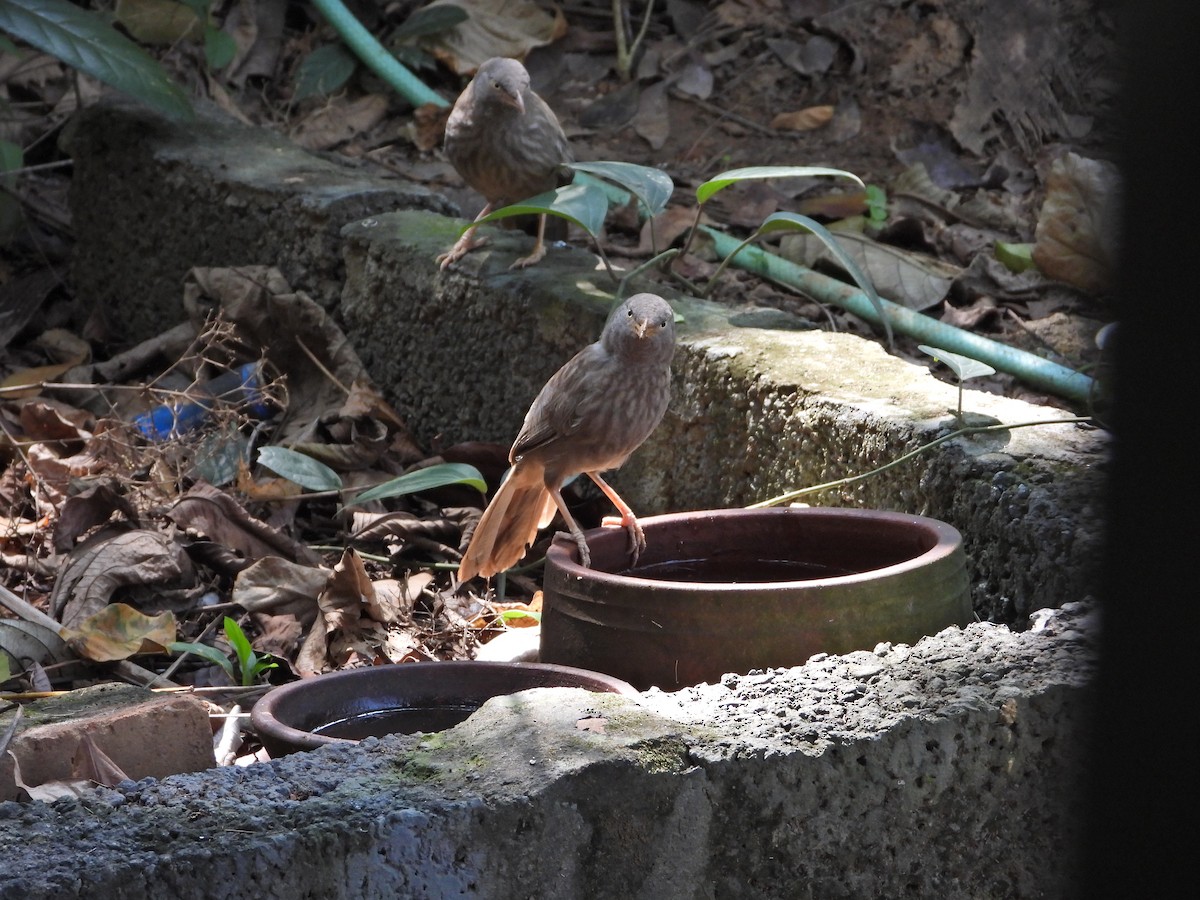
[366,573,432,626]
[53,527,195,630]
[290,94,391,152]
[770,105,835,132]
[1032,152,1118,295]
[318,549,374,632]
[420,0,567,75]
[53,479,140,553]
[167,481,321,566]
[232,556,328,619]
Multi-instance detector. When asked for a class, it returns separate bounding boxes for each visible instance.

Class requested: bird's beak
[633,318,650,339]
[506,92,526,114]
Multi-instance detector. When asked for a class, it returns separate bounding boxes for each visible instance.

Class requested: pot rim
[545,506,964,591]
[250,660,638,751]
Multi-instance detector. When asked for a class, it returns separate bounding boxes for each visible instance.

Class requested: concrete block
[1,683,215,801]
[63,98,455,344]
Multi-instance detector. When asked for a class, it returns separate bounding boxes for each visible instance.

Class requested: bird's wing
[510,344,608,459]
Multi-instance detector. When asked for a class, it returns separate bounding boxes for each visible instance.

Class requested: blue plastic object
[133,362,271,440]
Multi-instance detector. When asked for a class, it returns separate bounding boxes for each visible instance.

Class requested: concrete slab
[0,602,1095,899]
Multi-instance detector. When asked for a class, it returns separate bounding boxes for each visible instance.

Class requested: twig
[748,417,1092,508]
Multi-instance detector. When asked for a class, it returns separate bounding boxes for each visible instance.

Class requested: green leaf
[113,0,203,45]
[351,462,486,504]
[257,446,344,491]
[754,211,890,344]
[222,616,252,661]
[391,2,468,41]
[994,241,1036,274]
[0,0,193,119]
[0,140,22,175]
[917,345,997,381]
[203,24,236,70]
[498,609,541,623]
[569,161,674,218]
[293,42,358,100]
[696,165,863,205]
[865,184,888,222]
[473,182,609,240]
[167,640,235,680]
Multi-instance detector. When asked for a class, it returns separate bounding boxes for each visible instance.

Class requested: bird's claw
[437,234,488,269]
[601,513,646,568]
[509,243,547,270]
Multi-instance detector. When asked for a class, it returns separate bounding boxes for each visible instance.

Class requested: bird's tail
[457,465,554,581]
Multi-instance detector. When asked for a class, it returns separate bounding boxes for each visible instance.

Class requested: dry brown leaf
[770,105,835,132]
[633,81,671,150]
[63,603,175,662]
[53,479,139,553]
[339,378,407,431]
[7,751,93,802]
[231,556,328,618]
[365,574,431,625]
[636,205,708,256]
[290,94,390,151]
[0,358,86,399]
[420,0,567,75]
[779,229,959,311]
[318,548,374,632]
[1032,152,1118,295]
[294,615,328,677]
[53,527,195,630]
[71,733,132,786]
[235,458,304,501]
[17,397,93,443]
[167,481,321,565]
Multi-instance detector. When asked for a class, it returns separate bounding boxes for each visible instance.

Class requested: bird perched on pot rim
[438,56,573,270]
[457,293,676,581]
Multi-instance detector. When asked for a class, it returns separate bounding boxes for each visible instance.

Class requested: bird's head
[476,57,529,115]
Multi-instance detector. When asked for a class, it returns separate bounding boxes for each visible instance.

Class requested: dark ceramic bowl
[251,660,636,757]
[541,507,972,691]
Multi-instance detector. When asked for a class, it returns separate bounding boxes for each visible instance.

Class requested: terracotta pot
[250,661,636,757]
[540,507,972,691]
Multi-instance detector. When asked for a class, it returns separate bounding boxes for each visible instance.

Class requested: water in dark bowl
[312,705,478,740]
[623,554,855,584]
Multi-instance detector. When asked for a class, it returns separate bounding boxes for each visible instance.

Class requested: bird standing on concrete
[438,57,573,270]
[457,293,676,581]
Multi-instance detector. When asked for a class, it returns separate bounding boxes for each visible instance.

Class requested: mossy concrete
[64,99,454,345]
[0,603,1096,899]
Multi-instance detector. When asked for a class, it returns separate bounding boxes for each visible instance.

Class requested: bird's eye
[626,308,634,317]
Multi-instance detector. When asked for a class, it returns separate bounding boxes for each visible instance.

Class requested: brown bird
[438,56,573,270]
[457,293,676,581]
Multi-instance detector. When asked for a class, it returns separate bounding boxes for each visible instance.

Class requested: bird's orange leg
[588,472,646,566]
[437,203,494,269]
[510,213,548,269]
